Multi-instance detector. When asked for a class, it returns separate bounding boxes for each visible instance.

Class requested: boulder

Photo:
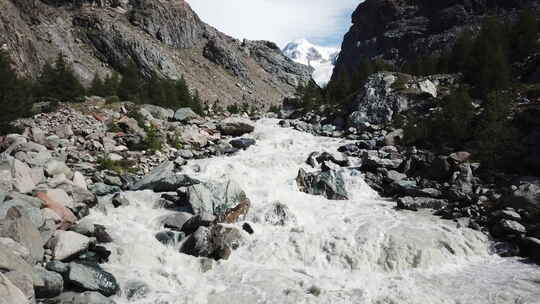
[33,266,63,298]
[4,271,34,303]
[67,262,119,297]
[520,237,540,260]
[160,212,193,231]
[0,208,44,263]
[124,280,151,300]
[384,129,404,146]
[296,168,348,200]
[396,196,449,211]
[11,159,35,194]
[219,117,255,136]
[131,161,199,192]
[505,178,540,213]
[0,238,31,264]
[0,193,44,228]
[229,138,256,150]
[182,180,251,222]
[179,126,209,148]
[45,160,73,179]
[142,104,174,120]
[173,107,201,122]
[180,224,245,260]
[117,117,146,138]
[51,231,90,261]
[0,273,28,304]
[36,192,77,230]
[72,172,88,189]
[181,213,216,235]
[89,183,120,196]
[45,189,74,208]
[45,291,116,304]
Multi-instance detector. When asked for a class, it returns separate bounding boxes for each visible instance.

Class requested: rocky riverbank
[0,98,259,303]
[279,72,540,262]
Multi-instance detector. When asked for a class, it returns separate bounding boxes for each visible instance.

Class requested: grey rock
[11,159,36,194]
[51,231,90,262]
[33,266,63,298]
[521,237,540,260]
[181,213,216,235]
[499,219,527,235]
[506,178,540,213]
[0,238,31,264]
[45,160,73,179]
[0,208,44,263]
[0,193,44,228]
[142,104,174,121]
[296,168,349,200]
[183,180,250,222]
[4,271,34,303]
[160,212,193,231]
[219,117,255,136]
[155,230,185,246]
[45,261,70,277]
[67,262,119,297]
[0,272,28,304]
[173,107,201,122]
[397,196,449,211]
[89,183,120,196]
[131,161,199,192]
[180,224,245,260]
[229,138,256,150]
[45,291,116,304]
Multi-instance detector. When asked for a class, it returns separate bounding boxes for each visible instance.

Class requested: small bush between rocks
[97,155,137,174]
[142,125,164,154]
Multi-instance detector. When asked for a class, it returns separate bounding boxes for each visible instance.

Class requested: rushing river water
[86,119,540,304]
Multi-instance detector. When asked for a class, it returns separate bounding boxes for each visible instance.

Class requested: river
[86,119,540,304]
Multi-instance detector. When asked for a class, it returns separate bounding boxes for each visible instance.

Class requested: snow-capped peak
[282,39,339,86]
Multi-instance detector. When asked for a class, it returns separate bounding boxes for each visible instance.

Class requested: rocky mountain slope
[282,39,339,86]
[0,0,311,107]
[331,0,540,84]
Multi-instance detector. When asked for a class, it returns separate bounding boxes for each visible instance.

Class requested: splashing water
[86,119,540,304]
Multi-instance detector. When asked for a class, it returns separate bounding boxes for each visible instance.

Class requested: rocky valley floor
[0,102,539,304]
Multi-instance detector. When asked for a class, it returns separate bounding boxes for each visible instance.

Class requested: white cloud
[186,0,358,48]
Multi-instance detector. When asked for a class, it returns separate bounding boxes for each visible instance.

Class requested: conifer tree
[118,62,143,102]
[89,72,105,96]
[0,51,32,133]
[103,72,121,97]
[36,54,85,101]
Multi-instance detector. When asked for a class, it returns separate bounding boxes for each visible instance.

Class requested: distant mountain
[282,39,339,86]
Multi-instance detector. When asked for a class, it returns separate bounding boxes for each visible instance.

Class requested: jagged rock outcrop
[332,0,540,84]
[0,0,311,106]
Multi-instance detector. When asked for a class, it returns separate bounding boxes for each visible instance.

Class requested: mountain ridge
[0,0,312,107]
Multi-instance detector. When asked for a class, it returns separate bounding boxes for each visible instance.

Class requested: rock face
[0,0,311,106]
[332,0,540,85]
[0,272,28,304]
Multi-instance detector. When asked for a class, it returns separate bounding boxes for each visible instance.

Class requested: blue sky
[186,0,359,48]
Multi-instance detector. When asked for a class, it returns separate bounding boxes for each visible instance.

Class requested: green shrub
[142,125,164,153]
[105,96,121,104]
[97,155,137,174]
[227,103,240,114]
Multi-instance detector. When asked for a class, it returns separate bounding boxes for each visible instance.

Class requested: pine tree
[36,54,85,101]
[174,76,192,108]
[190,90,203,114]
[510,11,540,60]
[0,51,33,133]
[118,62,143,102]
[103,72,120,97]
[475,92,517,169]
[89,72,105,97]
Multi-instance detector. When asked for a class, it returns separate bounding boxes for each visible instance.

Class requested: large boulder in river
[180,224,245,260]
[131,161,199,192]
[219,117,255,136]
[296,168,349,200]
[67,262,119,297]
[182,179,251,223]
[50,231,90,261]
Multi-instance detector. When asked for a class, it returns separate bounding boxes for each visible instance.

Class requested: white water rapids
[86,119,540,304]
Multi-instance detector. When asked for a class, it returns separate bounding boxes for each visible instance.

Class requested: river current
[86,119,540,304]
